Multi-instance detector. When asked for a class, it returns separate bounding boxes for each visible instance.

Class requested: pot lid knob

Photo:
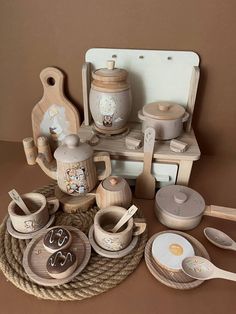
[107,60,115,70]
[64,134,80,148]
[158,103,170,112]
[174,192,188,204]
[109,177,118,186]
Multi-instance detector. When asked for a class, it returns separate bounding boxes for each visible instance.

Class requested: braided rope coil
[0,184,147,301]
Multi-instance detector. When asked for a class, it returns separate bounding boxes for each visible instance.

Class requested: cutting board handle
[40,67,64,94]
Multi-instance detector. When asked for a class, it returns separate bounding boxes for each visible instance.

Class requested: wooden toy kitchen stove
[78,48,200,187]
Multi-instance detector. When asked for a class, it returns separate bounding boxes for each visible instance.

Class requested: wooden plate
[23,226,91,286]
[6,214,55,240]
[145,230,210,289]
[89,225,138,258]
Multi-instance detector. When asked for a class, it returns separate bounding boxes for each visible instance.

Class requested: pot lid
[92,60,128,83]
[102,176,127,191]
[155,185,205,220]
[54,134,93,163]
[143,101,185,120]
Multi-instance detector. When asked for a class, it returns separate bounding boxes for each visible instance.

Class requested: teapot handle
[93,152,112,181]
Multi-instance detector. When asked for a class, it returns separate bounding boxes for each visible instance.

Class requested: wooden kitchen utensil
[182,256,236,282]
[135,127,156,199]
[204,227,236,251]
[23,226,91,286]
[32,67,80,150]
[8,189,31,215]
[109,205,138,233]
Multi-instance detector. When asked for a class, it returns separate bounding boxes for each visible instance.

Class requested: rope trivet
[0,184,148,301]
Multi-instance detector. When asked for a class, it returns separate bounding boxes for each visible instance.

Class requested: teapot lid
[102,176,127,191]
[92,60,128,83]
[54,134,93,163]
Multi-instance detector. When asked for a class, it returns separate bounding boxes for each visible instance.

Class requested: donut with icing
[46,249,78,279]
[43,227,72,253]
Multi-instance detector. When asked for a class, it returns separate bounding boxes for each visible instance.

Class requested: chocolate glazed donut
[46,249,78,279]
[43,227,72,253]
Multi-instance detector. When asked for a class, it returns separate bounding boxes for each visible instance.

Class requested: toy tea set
[3,48,236,293]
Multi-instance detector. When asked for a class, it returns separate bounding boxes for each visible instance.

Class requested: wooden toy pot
[36,134,112,196]
[8,193,59,233]
[89,60,132,132]
[93,206,146,251]
[96,176,132,209]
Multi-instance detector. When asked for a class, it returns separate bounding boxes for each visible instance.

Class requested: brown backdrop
[1,0,236,157]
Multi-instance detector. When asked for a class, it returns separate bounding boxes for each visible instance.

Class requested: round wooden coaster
[145,230,210,289]
[23,226,91,286]
[55,186,96,213]
[89,225,138,258]
[6,214,55,240]
[92,123,130,138]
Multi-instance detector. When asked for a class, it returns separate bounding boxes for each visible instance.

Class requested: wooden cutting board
[32,67,81,150]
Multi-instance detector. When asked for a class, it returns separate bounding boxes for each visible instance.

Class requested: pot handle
[93,152,112,181]
[182,111,190,123]
[133,218,147,236]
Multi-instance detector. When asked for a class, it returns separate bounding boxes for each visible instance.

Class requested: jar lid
[155,185,205,220]
[54,134,93,163]
[143,101,185,120]
[92,60,128,83]
[102,176,126,191]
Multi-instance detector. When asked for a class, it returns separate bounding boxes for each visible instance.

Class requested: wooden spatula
[135,127,156,199]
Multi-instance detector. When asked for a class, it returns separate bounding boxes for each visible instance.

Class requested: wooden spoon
[8,189,31,215]
[182,256,236,282]
[109,205,138,233]
[204,227,236,251]
[135,127,156,199]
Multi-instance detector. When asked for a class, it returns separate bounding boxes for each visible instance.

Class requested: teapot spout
[36,153,57,180]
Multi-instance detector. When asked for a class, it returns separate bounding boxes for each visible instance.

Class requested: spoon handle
[215,268,236,281]
[110,205,138,233]
[204,205,236,221]
[8,189,31,215]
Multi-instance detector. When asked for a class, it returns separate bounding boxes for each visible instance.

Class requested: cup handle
[93,152,112,181]
[133,218,147,236]
[47,197,60,214]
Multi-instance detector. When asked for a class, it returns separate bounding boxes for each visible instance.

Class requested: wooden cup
[8,193,59,233]
[94,206,146,251]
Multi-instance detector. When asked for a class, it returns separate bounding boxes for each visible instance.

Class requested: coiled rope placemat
[0,183,147,301]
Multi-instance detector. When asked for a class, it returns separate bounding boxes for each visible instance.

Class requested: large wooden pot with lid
[96,176,132,209]
[89,60,132,132]
[36,134,112,196]
[138,101,189,140]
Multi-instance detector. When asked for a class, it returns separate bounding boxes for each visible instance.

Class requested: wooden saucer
[89,225,138,258]
[6,214,55,240]
[55,186,96,213]
[145,230,210,289]
[23,226,91,286]
[92,123,130,138]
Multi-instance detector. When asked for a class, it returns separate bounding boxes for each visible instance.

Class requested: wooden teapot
[36,134,112,196]
[96,176,132,209]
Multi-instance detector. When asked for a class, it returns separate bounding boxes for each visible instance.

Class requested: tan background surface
[1,0,236,157]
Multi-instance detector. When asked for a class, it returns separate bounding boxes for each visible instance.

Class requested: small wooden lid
[54,134,93,163]
[143,101,185,120]
[102,176,127,192]
[155,185,205,220]
[92,60,128,83]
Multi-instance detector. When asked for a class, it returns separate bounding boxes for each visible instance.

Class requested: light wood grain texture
[204,227,236,251]
[125,136,142,150]
[32,67,80,150]
[23,226,91,286]
[170,139,189,153]
[54,186,96,213]
[182,256,236,281]
[186,66,200,132]
[22,137,38,165]
[204,205,236,221]
[37,136,53,163]
[176,160,193,185]
[110,205,138,233]
[135,127,156,199]
[82,62,91,126]
[8,189,31,215]
[89,224,138,258]
[96,176,132,209]
[6,214,55,239]
[145,230,210,289]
